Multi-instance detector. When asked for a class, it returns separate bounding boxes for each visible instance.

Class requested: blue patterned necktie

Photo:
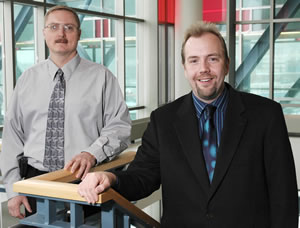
[202,105,217,183]
[43,69,65,172]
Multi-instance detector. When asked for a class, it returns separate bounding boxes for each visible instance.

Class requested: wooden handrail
[31,150,136,183]
[108,188,161,227]
[13,150,161,228]
[14,179,160,227]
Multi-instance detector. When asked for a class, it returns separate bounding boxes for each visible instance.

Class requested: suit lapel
[173,93,211,197]
[209,86,247,199]
[172,88,248,203]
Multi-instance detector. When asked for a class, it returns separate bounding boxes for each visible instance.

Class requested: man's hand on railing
[64,151,96,179]
[7,195,32,219]
[78,171,117,204]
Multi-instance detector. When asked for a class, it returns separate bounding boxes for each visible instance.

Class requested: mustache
[55,39,68,43]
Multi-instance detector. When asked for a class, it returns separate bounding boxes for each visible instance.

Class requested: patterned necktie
[44,69,65,172]
[202,105,217,183]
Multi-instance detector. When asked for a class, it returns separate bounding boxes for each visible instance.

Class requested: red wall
[158,0,175,24]
[203,0,227,22]
[158,0,227,24]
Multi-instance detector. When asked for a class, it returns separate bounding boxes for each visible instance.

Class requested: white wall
[136,0,158,118]
[174,0,203,99]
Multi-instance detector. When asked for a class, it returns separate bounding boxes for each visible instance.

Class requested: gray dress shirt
[0,54,131,199]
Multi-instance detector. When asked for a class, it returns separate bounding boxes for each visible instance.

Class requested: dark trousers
[24,165,100,218]
[24,165,47,217]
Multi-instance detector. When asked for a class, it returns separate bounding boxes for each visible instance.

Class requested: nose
[57,25,66,37]
[199,59,210,74]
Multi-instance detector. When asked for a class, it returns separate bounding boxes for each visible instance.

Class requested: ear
[224,59,230,75]
[183,64,189,79]
[77,29,82,40]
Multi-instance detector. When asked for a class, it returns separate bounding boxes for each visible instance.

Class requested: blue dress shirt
[192,86,229,146]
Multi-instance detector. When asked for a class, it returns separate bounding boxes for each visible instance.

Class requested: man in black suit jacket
[78,21,298,227]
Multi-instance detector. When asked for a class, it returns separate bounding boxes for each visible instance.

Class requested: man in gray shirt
[0,5,131,219]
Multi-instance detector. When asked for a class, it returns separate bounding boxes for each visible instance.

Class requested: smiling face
[43,9,81,60]
[183,32,229,103]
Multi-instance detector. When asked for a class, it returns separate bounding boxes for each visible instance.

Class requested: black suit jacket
[115,83,298,228]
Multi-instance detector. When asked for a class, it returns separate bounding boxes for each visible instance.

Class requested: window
[46,0,118,15]
[1,1,158,135]
[79,15,117,75]
[235,0,300,116]
[235,24,270,98]
[125,0,138,118]
[125,21,137,108]
[14,4,36,80]
[125,0,136,17]
[274,22,300,114]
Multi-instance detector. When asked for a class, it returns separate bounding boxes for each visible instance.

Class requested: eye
[208,57,219,62]
[50,24,59,31]
[65,24,75,32]
[188,59,199,64]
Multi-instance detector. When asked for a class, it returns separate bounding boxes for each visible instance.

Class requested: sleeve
[0,80,25,199]
[83,70,132,164]
[264,102,298,227]
[112,110,161,201]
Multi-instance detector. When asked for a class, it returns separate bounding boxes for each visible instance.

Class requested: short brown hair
[181,21,229,65]
[45,5,80,28]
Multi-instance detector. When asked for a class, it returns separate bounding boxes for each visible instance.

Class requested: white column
[115,0,125,94]
[137,0,158,118]
[174,0,203,99]
[3,1,15,107]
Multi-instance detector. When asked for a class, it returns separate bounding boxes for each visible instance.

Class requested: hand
[64,152,96,179]
[7,195,32,219]
[78,171,116,204]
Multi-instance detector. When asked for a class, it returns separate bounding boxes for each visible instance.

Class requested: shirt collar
[47,54,81,81]
[192,85,228,118]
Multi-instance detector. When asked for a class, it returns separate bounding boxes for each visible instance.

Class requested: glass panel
[242,0,270,8]
[274,22,300,114]
[78,15,116,75]
[14,4,35,80]
[275,0,300,19]
[125,0,136,17]
[252,8,270,20]
[216,24,226,33]
[236,25,270,98]
[103,26,116,75]
[79,16,102,64]
[125,21,137,109]
[252,23,269,32]
[47,0,120,15]
[103,0,115,14]
[0,2,4,127]
[237,0,270,21]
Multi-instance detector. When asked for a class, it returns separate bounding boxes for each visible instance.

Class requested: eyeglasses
[44,23,78,33]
